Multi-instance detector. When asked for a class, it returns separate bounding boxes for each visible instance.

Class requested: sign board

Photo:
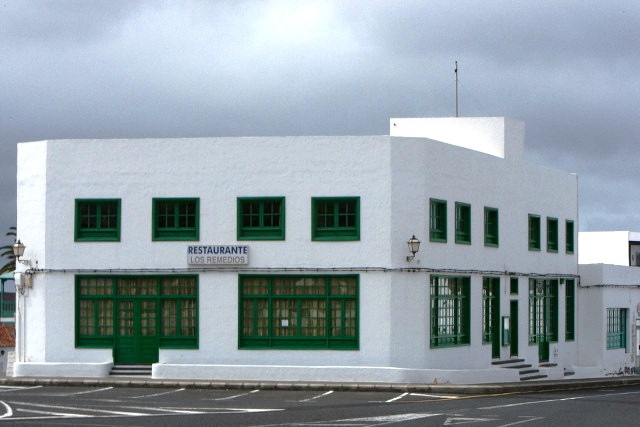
[187,245,249,266]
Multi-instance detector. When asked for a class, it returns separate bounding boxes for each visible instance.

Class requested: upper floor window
[547,217,558,253]
[430,199,447,242]
[484,207,499,247]
[565,220,575,254]
[312,197,360,241]
[152,198,199,241]
[528,214,541,251]
[455,202,471,244]
[75,199,121,242]
[237,197,285,240]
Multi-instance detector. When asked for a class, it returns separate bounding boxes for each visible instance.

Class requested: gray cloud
[1,0,640,248]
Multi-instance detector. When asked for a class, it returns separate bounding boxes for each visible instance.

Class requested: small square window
[484,207,499,247]
[152,198,199,241]
[75,199,121,242]
[430,199,447,242]
[547,217,558,253]
[237,197,285,240]
[455,202,471,244]
[528,214,541,251]
[312,197,360,241]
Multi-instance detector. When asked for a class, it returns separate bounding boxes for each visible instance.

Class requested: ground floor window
[430,275,470,347]
[76,275,198,350]
[606,308,627,350]
[528,278,558,344]
[239,275,358,349]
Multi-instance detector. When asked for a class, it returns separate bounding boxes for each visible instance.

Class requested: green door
[510,300,518,356]
[114,299,159,364]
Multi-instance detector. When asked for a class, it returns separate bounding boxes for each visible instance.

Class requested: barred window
[430,276,470,347]
[606,308,627,350]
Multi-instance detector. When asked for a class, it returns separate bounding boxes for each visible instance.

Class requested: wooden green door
[114,299,159,364]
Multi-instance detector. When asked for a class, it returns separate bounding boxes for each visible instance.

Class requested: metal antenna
[455,61,459,117]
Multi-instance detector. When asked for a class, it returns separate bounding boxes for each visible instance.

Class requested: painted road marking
[56,386,114,396]
[131,387,186,399]
[213,389,260,401]
[0,401,12,419]
[478,389,640,410]
[410,392,460,399]
[498,416,545,426]
[0,385,43,393]
[444,416,498,425]
[385,392,409,402]
[300,390,333,402]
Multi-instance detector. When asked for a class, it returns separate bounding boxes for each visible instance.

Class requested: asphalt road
[0,383,639,426]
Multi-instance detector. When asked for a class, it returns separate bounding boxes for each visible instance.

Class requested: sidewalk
[1,375,640,395]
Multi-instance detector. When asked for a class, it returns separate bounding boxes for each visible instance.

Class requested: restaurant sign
[187,245,249,266]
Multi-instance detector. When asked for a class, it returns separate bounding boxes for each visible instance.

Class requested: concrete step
[491,359,525,366]
[110,364,152,376]
[520,374,548,381]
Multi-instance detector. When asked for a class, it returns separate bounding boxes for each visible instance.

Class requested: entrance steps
[110,364,152,377]
[492,358,548,381]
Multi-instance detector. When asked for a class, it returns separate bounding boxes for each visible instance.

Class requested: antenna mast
[455,61,459,117]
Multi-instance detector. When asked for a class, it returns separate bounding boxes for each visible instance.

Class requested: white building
[578,231,640,376]
[14,117,579,384]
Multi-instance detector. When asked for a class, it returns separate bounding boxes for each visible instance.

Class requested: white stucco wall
[578,263,639,375]
[15,117,580,382]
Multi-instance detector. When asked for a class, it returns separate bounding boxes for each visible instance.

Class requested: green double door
[114,299,159,364]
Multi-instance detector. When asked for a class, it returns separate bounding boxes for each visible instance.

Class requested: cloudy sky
[1,0,639,248]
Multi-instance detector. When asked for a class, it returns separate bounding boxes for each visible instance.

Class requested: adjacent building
[13,117,579,383]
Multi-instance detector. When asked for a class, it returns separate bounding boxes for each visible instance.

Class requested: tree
[0,226,16,275]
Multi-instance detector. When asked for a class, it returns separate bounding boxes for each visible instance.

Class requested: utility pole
[455,61,459,117]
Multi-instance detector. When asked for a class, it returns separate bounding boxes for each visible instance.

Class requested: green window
[565,279,575,341]
[76,275,198,349]
[528,278,558,344]
[430,199,447,242]
[239,275,358,349]
[237,197,285,240]
[528,214,541,251]
[311,197,360,241]
[75,199,120,242]
[455,202,471,244]
[566,220,575,254]
[152,198,199,241]
[484,207,499,247]
[482,277,500,344]
[607,308,627,350]
[547,217,558,253]
[430,275,470,347]
[510,277,518,295]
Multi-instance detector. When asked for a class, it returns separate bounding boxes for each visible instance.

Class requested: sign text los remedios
[187,245,249,266]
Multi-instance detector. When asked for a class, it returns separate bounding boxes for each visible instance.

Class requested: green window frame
[152,198,199,241]
[75,199,121,242]
[311,197,360,241]
[430,199,447,242]
[484,207,499,247]
[528,278,558,344]
[528,214,541,251]
[566,220,575,254]
[75,275,198,349]
[237,197,285,240]
[565,279,575,341]
[430,275,470,347]
[547,217,558,253]
[239,275,359,349]
[455,202,471,244]
[606,308,627,350]
[482,277,500,344]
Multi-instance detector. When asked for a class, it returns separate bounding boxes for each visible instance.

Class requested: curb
[1,375,640,394]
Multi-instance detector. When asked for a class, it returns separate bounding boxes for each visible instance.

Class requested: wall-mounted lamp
[12,240,33,268]
[406,235,421,262]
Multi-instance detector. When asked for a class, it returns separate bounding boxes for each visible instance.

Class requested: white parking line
[410,392,459,399]
[131,387,185,399]
[385,392,408,403]
[0,385,43,393]
[479,389,640,410]
[0,401,13,419]
[213,389,260,401]
[300,390,333,402]
[57,386,113,396]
